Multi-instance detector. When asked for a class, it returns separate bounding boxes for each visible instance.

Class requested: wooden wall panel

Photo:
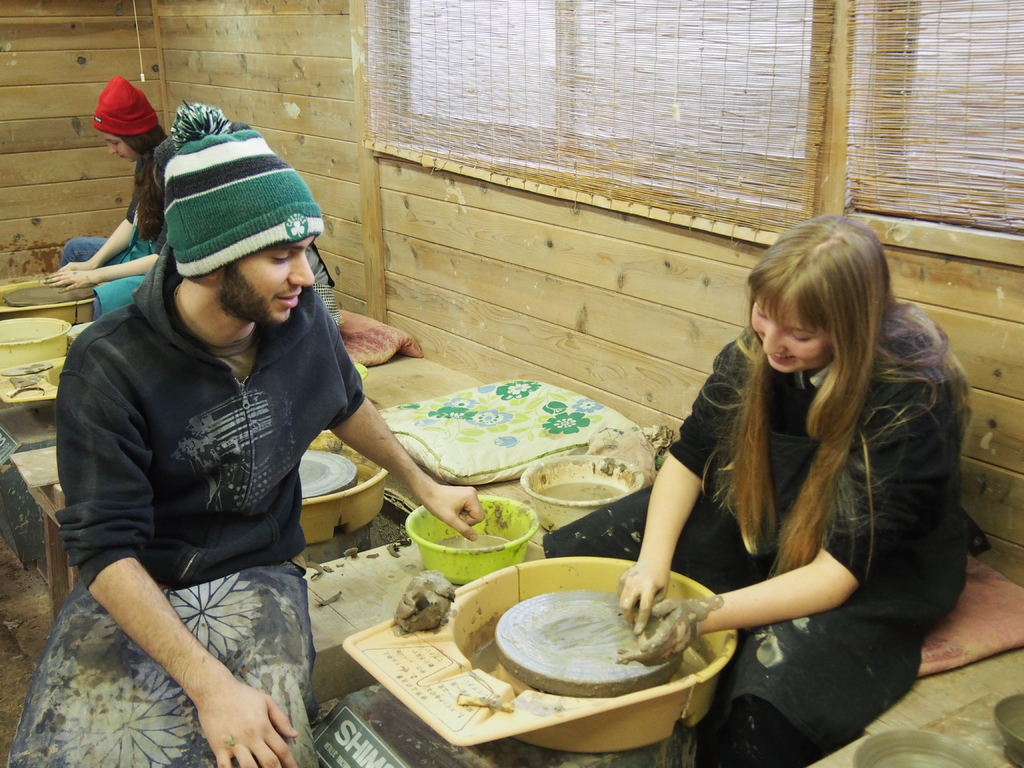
[0,178,130,220]
[379,159,763,270]
[0,210,125,258]
[0,147,126,185]
[0,19,156,52]
[159,16,350,59]
[155,0,348,15]
[156,3,361,309]
[378,159,1024,568]
[165,82,353,142]
[380,188,752,328]
[0,1,163,280]
[390,314,676,430]
[5,81,162,121]
[0,117,107,154]
[320,216,363,263]
[161,50,353,101]
[385,234,739,375]
[1,50,161,87]
[5,0,153,15]
[386,275,703,423]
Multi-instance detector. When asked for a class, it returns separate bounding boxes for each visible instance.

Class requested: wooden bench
[360,355,1024,766]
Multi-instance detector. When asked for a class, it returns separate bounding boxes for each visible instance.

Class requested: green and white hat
[164,127,323,277]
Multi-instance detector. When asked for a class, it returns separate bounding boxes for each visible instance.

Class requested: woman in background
[48,76,165,316]
[545,215,974,767]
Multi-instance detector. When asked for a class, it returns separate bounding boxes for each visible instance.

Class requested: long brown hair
[718,215,967,574]
[121,125,167,241]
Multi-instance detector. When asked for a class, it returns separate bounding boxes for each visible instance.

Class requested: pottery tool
[457,695,515,714]
[0,362,53,377]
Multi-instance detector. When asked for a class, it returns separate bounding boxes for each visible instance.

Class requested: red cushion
[338,310,424,367]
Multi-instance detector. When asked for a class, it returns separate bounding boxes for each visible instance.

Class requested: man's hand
[618,559,670,634]
[419,483,485,540]
[195,677,299,768]
[618,595,724,664]
[331,401,485,540]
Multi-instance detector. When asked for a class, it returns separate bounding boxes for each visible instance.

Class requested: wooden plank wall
[375,159,1024,584]
[0,0,163,278]
[155,0,364,313]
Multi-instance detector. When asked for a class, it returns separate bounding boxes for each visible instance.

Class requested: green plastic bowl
[405,495,539,585]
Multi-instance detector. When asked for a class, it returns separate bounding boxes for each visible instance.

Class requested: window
[364,0,1023,244]
[849,0,1024,237]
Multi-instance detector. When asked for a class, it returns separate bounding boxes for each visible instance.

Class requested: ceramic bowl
[995,694,1024,767]
[520,454,645,531]
[854,730,989,768]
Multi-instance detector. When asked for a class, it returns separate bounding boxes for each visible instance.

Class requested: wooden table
[9,445,72,621]
[808,653,1022,767]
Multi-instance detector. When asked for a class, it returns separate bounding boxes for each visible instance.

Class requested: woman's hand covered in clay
[47,266,96,291]
[619,559,670,634]
[618,595,724,664]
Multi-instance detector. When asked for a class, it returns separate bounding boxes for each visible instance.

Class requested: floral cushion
[381,380,641,485]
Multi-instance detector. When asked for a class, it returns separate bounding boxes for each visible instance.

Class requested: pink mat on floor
[919,557,1024,676]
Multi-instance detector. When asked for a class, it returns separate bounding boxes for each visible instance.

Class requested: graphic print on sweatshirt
[173,390,295,510]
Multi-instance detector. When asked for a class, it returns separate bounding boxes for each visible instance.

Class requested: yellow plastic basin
[299,444,388,544]
[343,557,737,752]
[0,280,94,324]
[0,318,71,368]
[405,495,539,585]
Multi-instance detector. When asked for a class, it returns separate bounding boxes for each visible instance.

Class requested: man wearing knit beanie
[11,126,484,768]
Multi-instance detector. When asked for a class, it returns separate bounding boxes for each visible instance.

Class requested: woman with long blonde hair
[545,215,977,767]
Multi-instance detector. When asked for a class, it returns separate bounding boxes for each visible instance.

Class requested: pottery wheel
[4,285,95,307]
[299,451,358,498]
[494,590,682,698]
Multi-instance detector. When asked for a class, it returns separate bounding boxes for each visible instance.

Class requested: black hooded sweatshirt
[55,250,364,589]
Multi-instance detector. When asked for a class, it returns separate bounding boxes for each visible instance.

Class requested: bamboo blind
[363,0,832,241]
[849,0,1024,236]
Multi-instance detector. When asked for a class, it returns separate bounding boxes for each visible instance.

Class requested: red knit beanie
[93,76,159,136]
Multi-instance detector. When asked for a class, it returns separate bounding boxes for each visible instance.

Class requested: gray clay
[394,569,457,632]
[494,590,685,698]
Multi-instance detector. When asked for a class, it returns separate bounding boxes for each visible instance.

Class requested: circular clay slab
[495,590,682,698]
[4,285,95,307]
[299,451,358,498]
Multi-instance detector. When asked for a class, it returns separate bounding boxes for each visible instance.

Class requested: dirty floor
[0,539,49,761]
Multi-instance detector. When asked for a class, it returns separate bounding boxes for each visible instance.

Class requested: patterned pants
[9,563,317,768]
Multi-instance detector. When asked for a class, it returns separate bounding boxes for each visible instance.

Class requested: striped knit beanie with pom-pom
[163,105,322,277]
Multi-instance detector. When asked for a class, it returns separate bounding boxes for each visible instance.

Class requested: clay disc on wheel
[299,451,358,498]
[4,285,95,307]
[494,590,683,698]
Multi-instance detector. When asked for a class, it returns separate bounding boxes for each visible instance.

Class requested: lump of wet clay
[394,570,456,633]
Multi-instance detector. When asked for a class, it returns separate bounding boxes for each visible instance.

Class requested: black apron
[544,427,967,751]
